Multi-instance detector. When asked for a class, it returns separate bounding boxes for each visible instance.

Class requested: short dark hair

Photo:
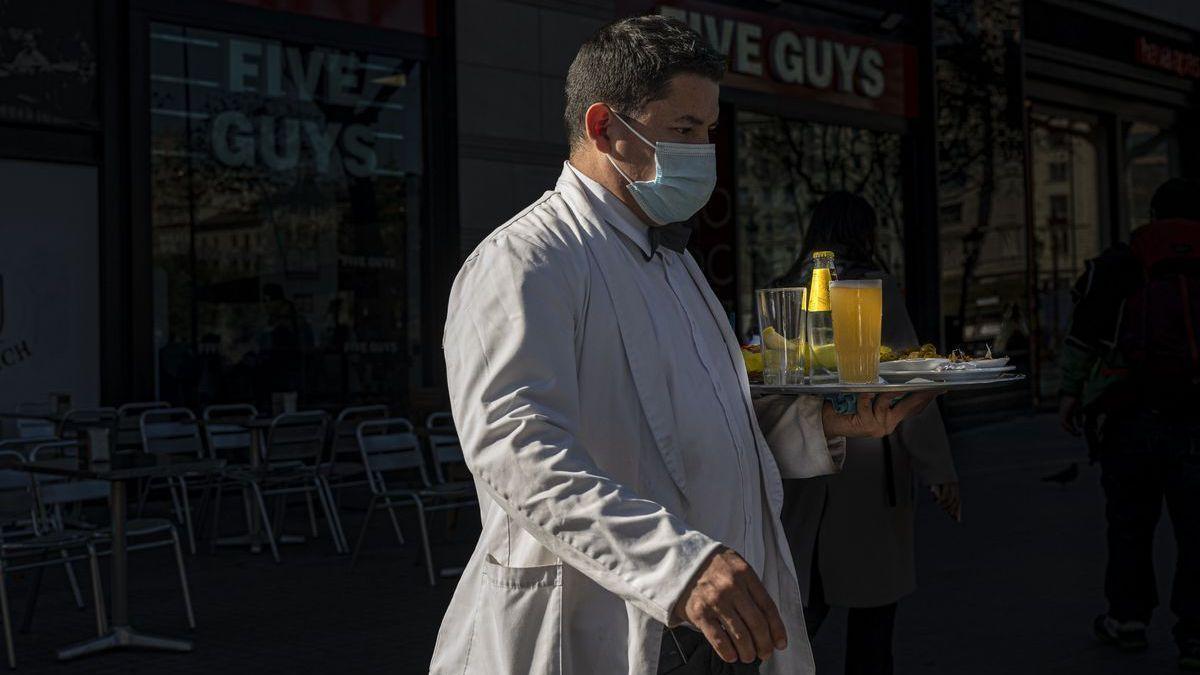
[802,191,879,264]
[563,15,725,149]
[1150,178,1200,220]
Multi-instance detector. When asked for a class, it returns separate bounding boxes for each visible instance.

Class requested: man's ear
[584,103,613,153]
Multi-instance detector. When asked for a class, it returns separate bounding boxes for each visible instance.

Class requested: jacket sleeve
[445,233,721,626]
[753,395,846,478]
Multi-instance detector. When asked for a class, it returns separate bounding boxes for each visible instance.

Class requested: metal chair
[222,411,344,562]
[114,402,169,454]
[58,408,119,462]
[29,441,195,631]
[424,412,473,488]
[200,405,257,550]
[137,408,207,554]
[350,418,477,585]
[13,403,56,440]
[321,405,389,538]
[0,438,58,460]
[0,450,106,669]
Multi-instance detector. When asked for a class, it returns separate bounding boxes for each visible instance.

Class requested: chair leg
[136,478,153,518]
[251,484,281,563]
[18,559,46,634]
[381,496,406,545]
[412,497,436,587]
[317,478,347,553]
[177,476,197,556]
[86,544,107,636]
[311,479,343,554]
[0,563,15,669]
[169,527,196,629]
[60,552,83,609]
[350,496,378,568]
[208,482,225,553]
[304,490,319,538]
[167,479,185,526]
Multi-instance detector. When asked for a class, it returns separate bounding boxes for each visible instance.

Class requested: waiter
[429,16,938,675]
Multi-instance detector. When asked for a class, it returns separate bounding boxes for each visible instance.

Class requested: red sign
[1136,36,1200,80]
[224,0,437,37]
[617,0,916,117]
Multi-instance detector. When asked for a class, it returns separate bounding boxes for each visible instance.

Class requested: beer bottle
[807,251,838,375]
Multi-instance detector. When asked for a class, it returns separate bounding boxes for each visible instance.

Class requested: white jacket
[429,165,842,675]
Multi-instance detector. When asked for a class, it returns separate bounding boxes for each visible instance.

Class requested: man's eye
[672,127,692,135]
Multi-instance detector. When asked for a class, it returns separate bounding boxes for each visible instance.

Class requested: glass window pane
[734,110,904,340]
[1123,121,1175,231]
[149,22,424,410]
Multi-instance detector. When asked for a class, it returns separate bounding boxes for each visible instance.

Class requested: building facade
[0,0,1197,416]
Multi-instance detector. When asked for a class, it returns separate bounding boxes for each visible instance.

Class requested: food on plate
[741,344,763,383]
[881,343,942,361]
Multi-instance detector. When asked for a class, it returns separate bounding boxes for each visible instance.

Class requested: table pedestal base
[57,625,193,660]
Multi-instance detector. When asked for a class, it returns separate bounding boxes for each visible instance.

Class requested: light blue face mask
[606,112,717,225]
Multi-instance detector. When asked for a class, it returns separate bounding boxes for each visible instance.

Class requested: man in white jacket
[429,15,938,675]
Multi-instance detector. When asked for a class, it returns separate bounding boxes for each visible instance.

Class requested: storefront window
[1029,111,1104,394]
[1123,121,1176,233]
[734,110,904,339]
[149,22,424,410]
[0,0,97,128]
[935,0,1027,367]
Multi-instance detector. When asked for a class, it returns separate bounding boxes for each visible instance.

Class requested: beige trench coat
[779,275,958,608]
[429,164,844,675]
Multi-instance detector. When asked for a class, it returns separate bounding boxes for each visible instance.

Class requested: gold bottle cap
[812,250,835,260]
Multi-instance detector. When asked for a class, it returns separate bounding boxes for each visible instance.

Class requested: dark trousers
[806,553,898,675]
[1098,412,1200,646]
[657,627,760,674]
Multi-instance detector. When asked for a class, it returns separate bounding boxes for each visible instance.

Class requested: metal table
[0,458,225,660]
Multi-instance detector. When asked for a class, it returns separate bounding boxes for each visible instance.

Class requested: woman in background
[775,192,961,675]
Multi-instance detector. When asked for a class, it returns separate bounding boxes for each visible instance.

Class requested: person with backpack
[1058,177,1200,671]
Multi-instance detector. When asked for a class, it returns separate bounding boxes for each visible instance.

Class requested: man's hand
[821,392,941,439]
[672,547,787,664]
[1058,395,1082,436]
[931,482,961,522]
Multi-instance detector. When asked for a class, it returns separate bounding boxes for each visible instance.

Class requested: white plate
[879,358,950,373]
[882,366,1015,383]
[752,373,1025,395]
[965,357,1010,369]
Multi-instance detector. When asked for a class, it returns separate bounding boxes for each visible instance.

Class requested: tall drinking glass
[756,287,808,385]
[829,280,883,384]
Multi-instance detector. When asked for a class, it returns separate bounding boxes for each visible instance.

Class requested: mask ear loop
[605,109,655,186]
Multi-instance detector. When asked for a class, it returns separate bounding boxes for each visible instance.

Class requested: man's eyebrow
[673,114,707,125]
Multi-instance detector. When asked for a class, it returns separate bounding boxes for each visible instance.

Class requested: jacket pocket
[467,555,563,675]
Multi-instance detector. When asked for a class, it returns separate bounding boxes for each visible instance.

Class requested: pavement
[9,412,1190,674]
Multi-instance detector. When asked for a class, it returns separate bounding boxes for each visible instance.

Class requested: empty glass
[756,287,808,385]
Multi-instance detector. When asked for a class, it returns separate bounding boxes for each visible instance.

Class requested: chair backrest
[330,405,390,459]
[14,402,57,439]
[0,450,35,525]
[202,404,258,458]
[28,441,109,510]
[425,411,465,484]
[58,408,118,460]
[265,411,328,464]
[141,407,204,459]
[115,401,170,448]
[0,437,59,460]
[356,418,428,494]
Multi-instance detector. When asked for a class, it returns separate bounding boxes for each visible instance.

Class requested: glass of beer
[756,287,807,385]
[829,280,883,384]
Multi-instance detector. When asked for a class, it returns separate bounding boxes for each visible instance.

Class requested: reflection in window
[149,23,424,410]
[734,110,904,339]
[935,0,1026,365]
[1123,121,1175,232]
[1029,111,1102,395]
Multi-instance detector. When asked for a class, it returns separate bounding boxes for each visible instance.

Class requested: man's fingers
[741,574,787,650]
[695,614,738,664]
[715,607,757,664]
[731,593,775,661]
